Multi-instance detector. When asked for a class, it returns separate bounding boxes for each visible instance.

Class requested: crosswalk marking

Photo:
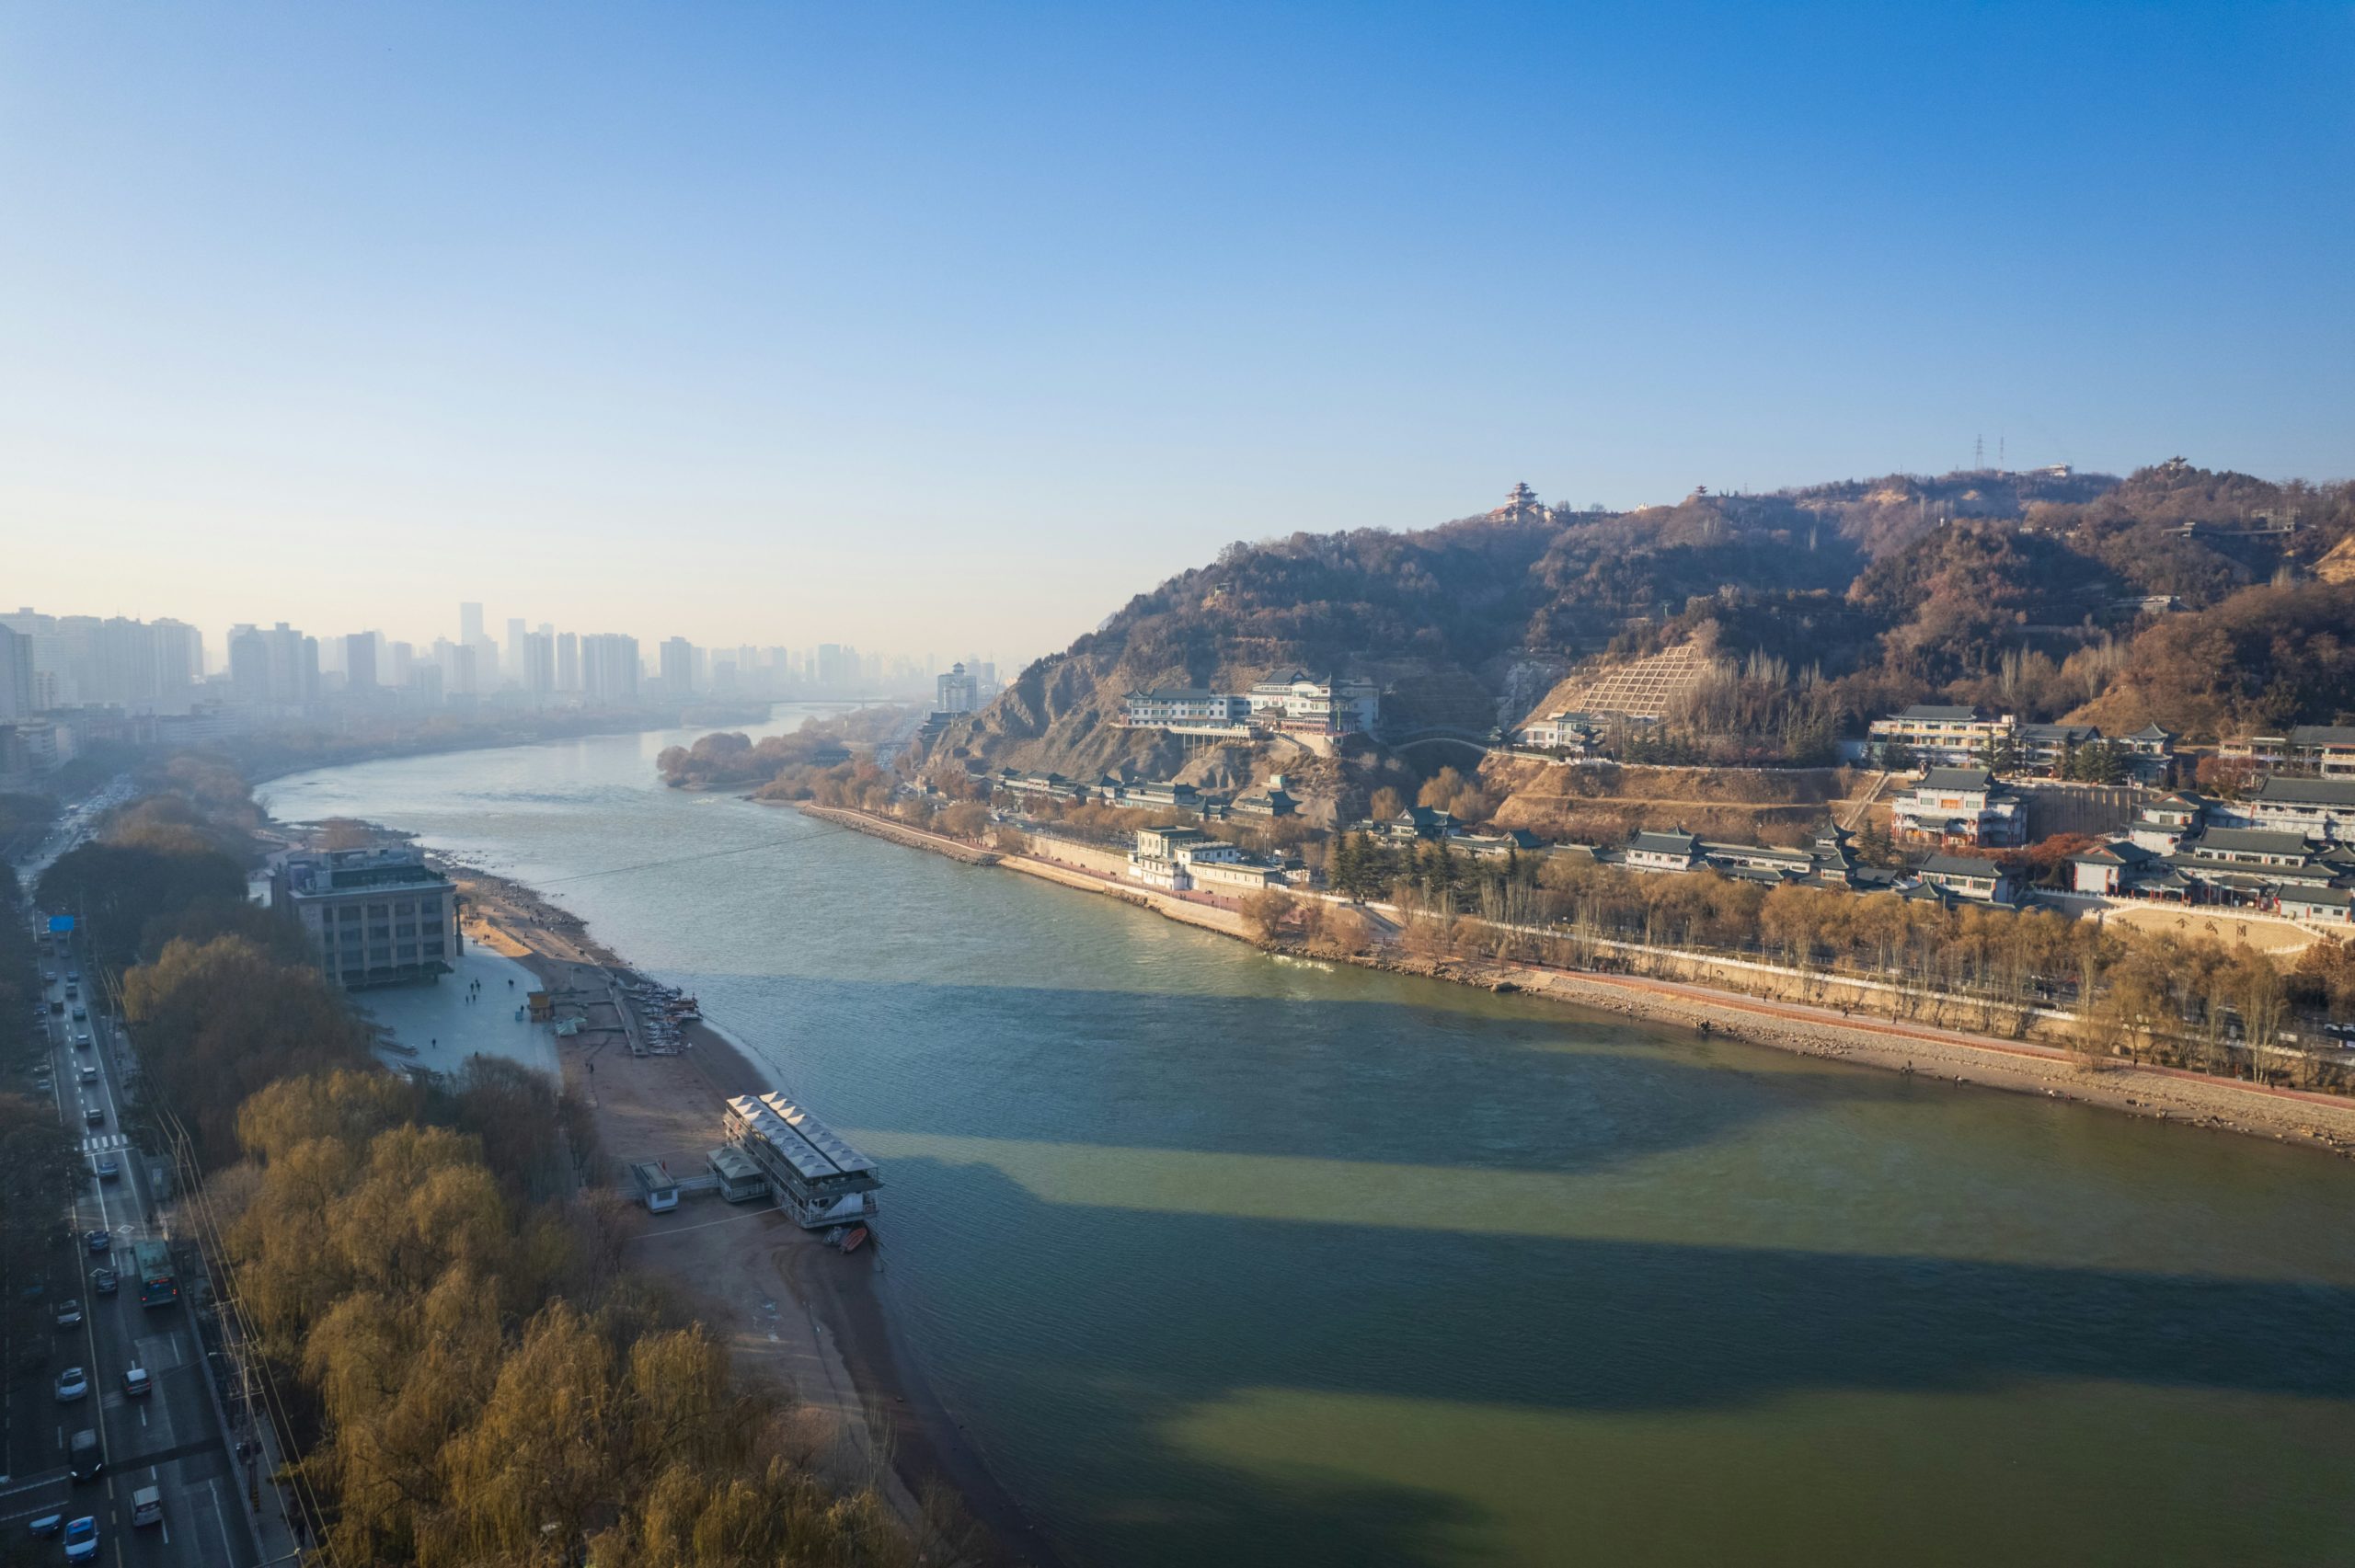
[81,1134,128,1153]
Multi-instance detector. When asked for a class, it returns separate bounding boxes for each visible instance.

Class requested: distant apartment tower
[659,637,695,695]
[459,601,485,647]
[556,632,580,692]
[344,633,377,691]
[936,662,980,715]
[504,618,527,686]
[228,626,270,705]
[582,634,640,706]
[522,632,555,699]
[0,628,34,720]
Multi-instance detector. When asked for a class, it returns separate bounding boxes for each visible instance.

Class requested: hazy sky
[5,4,2350,664]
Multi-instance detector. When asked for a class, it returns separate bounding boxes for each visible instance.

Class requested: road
[4,788,262,1568]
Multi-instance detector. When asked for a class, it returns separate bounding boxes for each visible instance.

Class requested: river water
[267,713,2355,1567]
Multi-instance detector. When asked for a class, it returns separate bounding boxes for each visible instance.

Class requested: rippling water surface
[268,714,2355,1566]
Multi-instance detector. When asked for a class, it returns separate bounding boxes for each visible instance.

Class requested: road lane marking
[209,1479,235,1563]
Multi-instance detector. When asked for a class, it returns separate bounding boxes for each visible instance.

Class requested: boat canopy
[724,1093,881,1196]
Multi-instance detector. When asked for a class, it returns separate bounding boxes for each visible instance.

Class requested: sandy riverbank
[800,805,2355,1159]
[443,858,1063,1568]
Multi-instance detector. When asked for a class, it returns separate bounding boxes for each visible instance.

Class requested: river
[266,711,2355,1567]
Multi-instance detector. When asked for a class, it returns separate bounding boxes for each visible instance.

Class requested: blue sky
[4,3,2349,661]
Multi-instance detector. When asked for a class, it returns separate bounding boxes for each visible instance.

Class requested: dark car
[84,1230,110,1253]
[90,1267,117,1295]
[94,1153,120,1180]
[84,1105,104,1127]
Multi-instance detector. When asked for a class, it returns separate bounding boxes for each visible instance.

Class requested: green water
[270,718,2355,1566]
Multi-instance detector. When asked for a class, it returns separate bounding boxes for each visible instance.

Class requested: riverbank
[797,804,2355,1158]
[442,856,1063,1568]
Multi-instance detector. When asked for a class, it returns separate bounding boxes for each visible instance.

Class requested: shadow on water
[662,973,1879,1176]
[890,1159,2355,1567]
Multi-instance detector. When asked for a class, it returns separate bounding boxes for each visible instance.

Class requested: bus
[133,1240,177,1309]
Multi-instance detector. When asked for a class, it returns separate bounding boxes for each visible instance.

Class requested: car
[121,1367,151,1398]
[33,1077,52,1093]
[42,969,55,982]
[54,1298,82,1327]
[78,1065,98,1083]
[84,1230,109,1253]
[89,1267,117,1295]
[54,1367,87,1402]
[27,1511,61,1536]
[73,1032,89,1047]
[83,1105,103,1127]
[66,968,79,982]
[70,1006,86,1021]
[63,1516,98,1563]
[94,1154,120,1180]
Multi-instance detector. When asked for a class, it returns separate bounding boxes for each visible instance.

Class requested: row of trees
[215,1069,915,1566]
[1297,846,2347,1083]
[55,762,946,1565]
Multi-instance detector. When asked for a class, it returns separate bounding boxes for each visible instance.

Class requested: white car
[54,1366,88,1402]
[63,1516,98,1562]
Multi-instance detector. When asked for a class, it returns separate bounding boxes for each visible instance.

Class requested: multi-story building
[1122,689,1250,727]
[1246,670,1381,735]
[1127,825,1245,891]
[581,634,639,706]
[936,662,981,715]
[659,637,695,696]
[1867,705,2015,768]
[2221,725,2355,778]
[2210,775,2355,843]
[557,632,580,693]
[273,845,461,990]
[344,633,377,691]
[1890,768,2025,848]
[0,628,34,721]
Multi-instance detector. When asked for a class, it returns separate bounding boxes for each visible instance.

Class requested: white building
[1122,689,1250,727]
[2210,775,2355,843]
[1890,768,2025,848]
[1246,670,1380,735]
[1128,824,1246,891]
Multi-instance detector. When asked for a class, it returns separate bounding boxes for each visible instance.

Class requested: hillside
[926,461,2355,796]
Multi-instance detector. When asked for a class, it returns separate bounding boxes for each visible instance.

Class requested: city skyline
[6,6,2350,654]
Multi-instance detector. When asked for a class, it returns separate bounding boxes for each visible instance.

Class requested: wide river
[269,711,2355,1566]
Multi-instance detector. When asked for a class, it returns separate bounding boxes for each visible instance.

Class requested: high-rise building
[388,641,415,688]
[936,662,979,715]
[523,632,555,699]
[556,632,580,692]
[659,637,695,696]
[345,634,377,691]
[0,628,35,720]
[152,620,202,697]
[581,634,639,706]
[459,601,484,647]
[228,626,270,705]
[504,618,526,686]
[436,638,479,698]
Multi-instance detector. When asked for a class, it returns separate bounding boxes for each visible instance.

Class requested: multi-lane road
[3,793,264,1567]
